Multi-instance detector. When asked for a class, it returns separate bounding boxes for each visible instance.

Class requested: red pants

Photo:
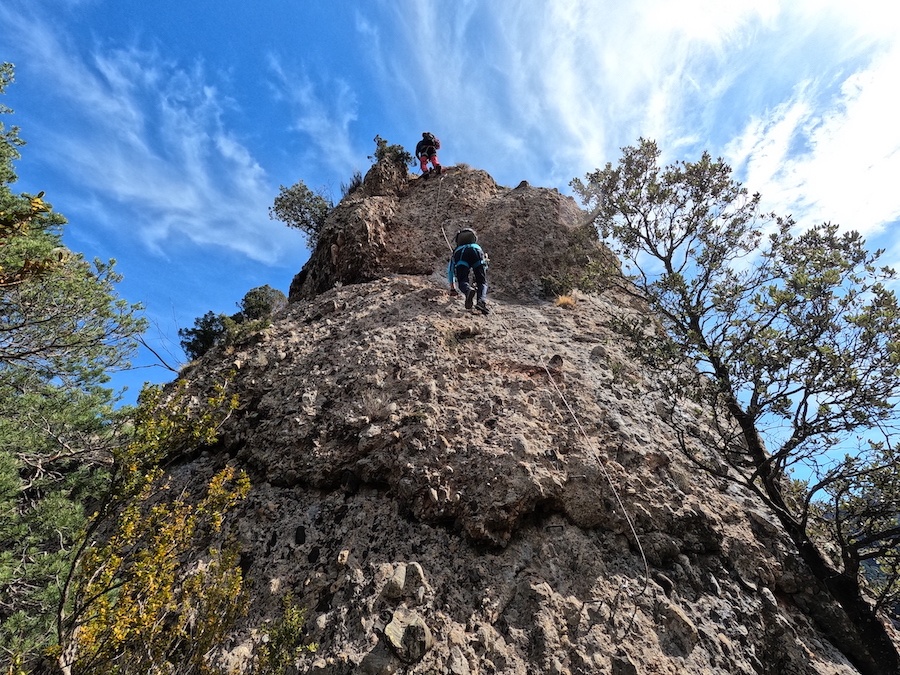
[419,153,440,173]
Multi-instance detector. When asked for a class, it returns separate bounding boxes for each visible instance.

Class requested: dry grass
[555,295,577,309]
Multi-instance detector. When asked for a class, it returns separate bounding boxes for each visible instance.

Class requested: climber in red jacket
[415,132,441,176]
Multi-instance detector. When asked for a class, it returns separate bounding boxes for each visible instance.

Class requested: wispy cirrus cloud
[5,0,896,267]
[353,0,900,278]
[265,57,359,182]
[726,41,900,239]
[361,0,899,228]
[1,4,301,264]
[361,1,777,185]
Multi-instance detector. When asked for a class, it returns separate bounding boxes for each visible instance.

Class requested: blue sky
[2,0,899,401]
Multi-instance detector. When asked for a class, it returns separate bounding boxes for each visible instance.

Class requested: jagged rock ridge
[174,164,870,674]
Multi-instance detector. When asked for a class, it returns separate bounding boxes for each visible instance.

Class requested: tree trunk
[792,534,900,675]
[728,401,900,675]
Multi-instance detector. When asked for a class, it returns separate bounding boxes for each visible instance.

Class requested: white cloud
[362,0,779,186]
[726,42,900,237]
[1,4,301,265]
[6,0,898,264]
[357,0,899,218]
[65,55,289,261]
[266,58,359,180]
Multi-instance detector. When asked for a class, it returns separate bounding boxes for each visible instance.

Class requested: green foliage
[1,378,245,674]
[239,284,287,321]
[0,62,23,187]
[255,593,317,674]
[1,64,71,289]
[269,180,332,247]
[340,170,363,198]
[1,66,250,674]
[63,470,248,675]
[0,65,151,673]
[179,285,287,361]
[56,380,246,675]
[540,258,607,297]
[0,192,62,287]
[1,253,146,384]
[0,67,145,382]
[369,134,413,167]
[575,138,900,669]
[816,441,900,620]
[0,436,102,664]
[539,225,616,298]
[179,311,228,362]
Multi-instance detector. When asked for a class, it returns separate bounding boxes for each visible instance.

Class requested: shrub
[341,170,364,198]
[369,135,413,167]
[269,181,332,247]
[539,225,615,298]
[55,381,247,675]
[180,286,287,361]
[255,593,317,674]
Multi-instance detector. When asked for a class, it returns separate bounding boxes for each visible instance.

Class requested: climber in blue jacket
[447,228,489,315]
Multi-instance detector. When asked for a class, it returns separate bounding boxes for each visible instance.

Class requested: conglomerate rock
[172,164,872,674]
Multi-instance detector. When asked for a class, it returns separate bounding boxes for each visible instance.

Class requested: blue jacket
[447,243,487,285]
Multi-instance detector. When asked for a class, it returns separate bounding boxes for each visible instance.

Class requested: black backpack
[455,228,476,245]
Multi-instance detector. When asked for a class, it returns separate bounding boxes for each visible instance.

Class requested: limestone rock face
[177,164,868,674]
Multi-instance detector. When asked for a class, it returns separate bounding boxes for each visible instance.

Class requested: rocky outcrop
[289,166,617,302]
[175,164,873,674]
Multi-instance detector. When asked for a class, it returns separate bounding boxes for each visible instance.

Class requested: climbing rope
[435,175,454,251]
[538,355,651,639]
[488,310,650,608]
[431,170,649,637]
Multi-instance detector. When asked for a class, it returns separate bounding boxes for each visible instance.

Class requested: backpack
[455,228,476,245]
[424,133,440,150]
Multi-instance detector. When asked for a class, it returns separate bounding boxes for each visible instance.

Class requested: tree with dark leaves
[573,138,900,675]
